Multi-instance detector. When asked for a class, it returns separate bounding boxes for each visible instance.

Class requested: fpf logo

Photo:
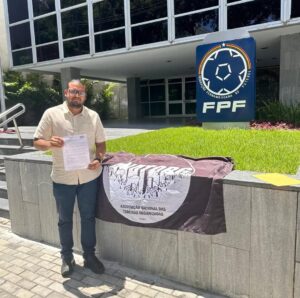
[198,43,252,99]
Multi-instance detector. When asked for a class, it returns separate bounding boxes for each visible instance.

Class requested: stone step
[0,181,7,200]
[0,198,8,212]
[0,167,5,181]
[0,145,36,156]
[0,136,33,147]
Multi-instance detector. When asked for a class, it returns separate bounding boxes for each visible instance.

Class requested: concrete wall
[5,152,300,298]
[0,0,10,70]
[280,33,300,105]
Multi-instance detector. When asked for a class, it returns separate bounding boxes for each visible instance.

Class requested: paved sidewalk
[0,217,222,298]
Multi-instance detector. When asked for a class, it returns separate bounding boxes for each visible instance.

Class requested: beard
[67,99,83,109]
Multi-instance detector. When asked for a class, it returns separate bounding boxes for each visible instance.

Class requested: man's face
[64,82,86,109]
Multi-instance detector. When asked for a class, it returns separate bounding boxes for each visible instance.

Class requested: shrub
[256,100,300,127]
[3,71,61,125]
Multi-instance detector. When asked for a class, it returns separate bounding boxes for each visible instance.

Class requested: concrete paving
[0,216,223,298]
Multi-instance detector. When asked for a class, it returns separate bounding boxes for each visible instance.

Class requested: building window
[36,43,59,62]
[130,0,167,24]
[32,0,55,17]
[61,0,85,9]
[227,0,280,29]
[61,6,88,39]
[130,0,168,47]
[93,0,124,32]
[10,23,31,50]
[174,0,218,14]
[185,77,196,115]
[174,0,219,39]
[140,80,166,117]
[132,21,167,46]
[95,30,125,52]
[63,37,90,58]
[175,10,218,38]
[291,0,300,18]
[34,15,58,45]
[12,49,32,66]
[140,77,196,117]
[7,0,29,24]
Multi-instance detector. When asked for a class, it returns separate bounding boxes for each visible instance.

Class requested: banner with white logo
[96,153,234,235]
[196,37,256,122]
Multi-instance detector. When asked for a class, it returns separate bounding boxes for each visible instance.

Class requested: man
[34,79,106,277]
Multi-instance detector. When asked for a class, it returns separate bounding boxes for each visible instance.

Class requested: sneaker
[61,258,75,277]
[84,255,105,274]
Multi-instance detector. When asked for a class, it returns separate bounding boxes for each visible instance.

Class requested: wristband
[94,157,102,163]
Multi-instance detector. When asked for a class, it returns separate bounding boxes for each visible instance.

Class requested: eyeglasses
[68,89,86,96]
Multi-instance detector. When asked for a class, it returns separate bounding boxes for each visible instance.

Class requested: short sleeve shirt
[33,102,106,185]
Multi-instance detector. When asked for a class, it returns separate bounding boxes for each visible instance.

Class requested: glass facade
[4,0,292,67]
[61,6,88,39]
[7,0,28,23]
[95,30,125,52]
[10,23,31,50]
[34,15,58,45]
[174,0,218,14]
[130,0,167,24]
[228,0,281,29]
[32,0,55,16]
[141,77,196,117]
[37,43,59,62]
[93,0,125,32]
[132,21,168,46]
[291,0,300,18]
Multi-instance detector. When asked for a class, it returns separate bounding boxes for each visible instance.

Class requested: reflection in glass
[7,0,28,23]
[228,0,280,29]
[168,84,182,101]
[130,0,167,24]
[185,82,196,100]
[93,0,124,32]
[61,6,88,39]
[32,0,55,16]
[37,43,59,62]
[150,85,165,102]
[95,30,125,52]
[291,0,300,18]
[174,0,218,15]
[169,104,182,115]
[151,103,166,116]
[64,37,89,57]
[176,10,218,38]
[141,86,149,102]
[34,15,58,45]
[61,0,85,9]
[142,103,150,116]
[12,49,32,66]
[10,23,31,50]
[132,21,167,46]
[185,103,196,114]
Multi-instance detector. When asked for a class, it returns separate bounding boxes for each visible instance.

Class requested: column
[127,77,142,121]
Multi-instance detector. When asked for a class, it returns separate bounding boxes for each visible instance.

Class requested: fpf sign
[196,37,256,122]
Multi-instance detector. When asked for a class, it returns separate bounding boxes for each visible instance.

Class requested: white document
[62,134,90,171]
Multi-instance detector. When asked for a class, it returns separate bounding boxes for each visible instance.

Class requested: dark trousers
[53,178,98,261]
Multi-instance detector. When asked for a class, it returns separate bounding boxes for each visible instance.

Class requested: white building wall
[0,0,10,70]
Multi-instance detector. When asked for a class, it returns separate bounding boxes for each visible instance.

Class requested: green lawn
[107,127,300,174]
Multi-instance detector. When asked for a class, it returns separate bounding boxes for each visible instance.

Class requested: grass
[107,127,300,174]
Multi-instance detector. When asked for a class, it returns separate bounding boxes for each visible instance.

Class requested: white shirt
[34,102,106,185]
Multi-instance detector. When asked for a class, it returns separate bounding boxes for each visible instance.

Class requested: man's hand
[49,136,64,148]
[87,159,101,171]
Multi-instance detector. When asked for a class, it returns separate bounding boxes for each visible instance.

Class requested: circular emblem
[103,156,194,224]
[198,43,251,98]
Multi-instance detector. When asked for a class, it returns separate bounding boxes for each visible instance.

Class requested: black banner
[96,153,234,235]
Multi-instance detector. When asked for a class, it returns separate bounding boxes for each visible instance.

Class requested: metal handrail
[0,103,26,147]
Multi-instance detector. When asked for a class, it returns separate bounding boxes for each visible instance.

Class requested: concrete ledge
[4,151,300,298]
